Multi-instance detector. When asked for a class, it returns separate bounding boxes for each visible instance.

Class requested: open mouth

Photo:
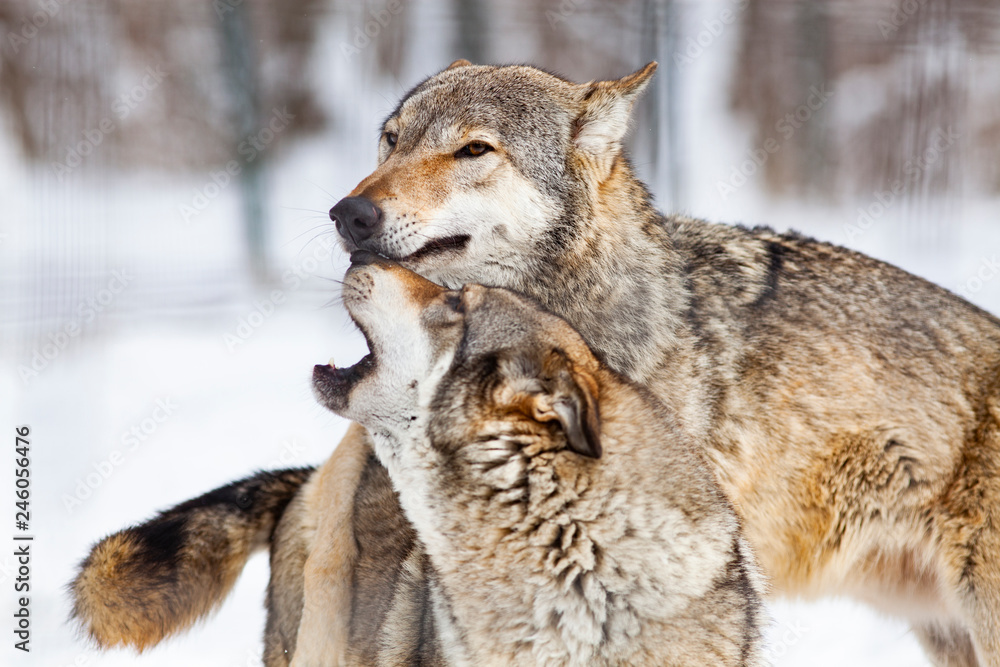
[400,234,470,263]
[313,354,375,397]
[312,328,377,411]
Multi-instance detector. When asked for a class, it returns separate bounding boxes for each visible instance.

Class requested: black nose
[330,196,382,245]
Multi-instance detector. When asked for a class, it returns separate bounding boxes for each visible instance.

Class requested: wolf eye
[383,131,398,148]
[456,141,493,158]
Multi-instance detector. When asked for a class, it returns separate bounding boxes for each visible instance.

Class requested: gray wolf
[311,252,766,666]
[73,59,1000,666]
[320,60,1000,666]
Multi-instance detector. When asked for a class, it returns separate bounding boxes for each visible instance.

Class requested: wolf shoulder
[665,216,1000,353]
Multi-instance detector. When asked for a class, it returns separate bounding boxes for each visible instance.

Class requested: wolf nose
[330,196,382,245]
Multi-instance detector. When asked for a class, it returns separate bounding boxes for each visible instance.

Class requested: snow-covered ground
[3,2,998,666]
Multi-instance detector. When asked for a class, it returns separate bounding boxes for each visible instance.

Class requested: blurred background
[1,0,998,665]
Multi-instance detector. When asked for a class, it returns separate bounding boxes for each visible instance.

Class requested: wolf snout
[330,196,383,246]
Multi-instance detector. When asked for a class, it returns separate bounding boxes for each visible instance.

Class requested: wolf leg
[264,471,323,666]
[961,397,1000,667]
[913,624,980,667]
[933,392,1000,667]
[961,519,1000,667]
[289,422,373,667]
[967,601,1000,667]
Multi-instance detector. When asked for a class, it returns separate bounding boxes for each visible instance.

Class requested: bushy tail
[70,467,315,651]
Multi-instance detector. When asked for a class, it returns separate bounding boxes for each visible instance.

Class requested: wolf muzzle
[330,196,382,247]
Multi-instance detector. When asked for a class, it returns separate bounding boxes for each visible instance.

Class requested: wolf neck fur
[511,158,710,443]
[392,383,689,664]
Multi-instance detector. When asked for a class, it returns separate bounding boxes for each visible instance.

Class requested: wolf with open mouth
[312,251,766,666]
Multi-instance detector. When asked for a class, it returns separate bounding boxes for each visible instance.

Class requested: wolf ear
[447,59,473,70]
[530,357,602,459]
[572,62,657,173]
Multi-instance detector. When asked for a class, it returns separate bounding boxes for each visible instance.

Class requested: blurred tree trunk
[899,0,965,246]
[638,0,682,212]
[795,0,831,197]
[453,0,490,63]
[220,3,269,282]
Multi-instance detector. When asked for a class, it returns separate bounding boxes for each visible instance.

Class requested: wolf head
[329,61,657,290]
[313,252,603,461]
